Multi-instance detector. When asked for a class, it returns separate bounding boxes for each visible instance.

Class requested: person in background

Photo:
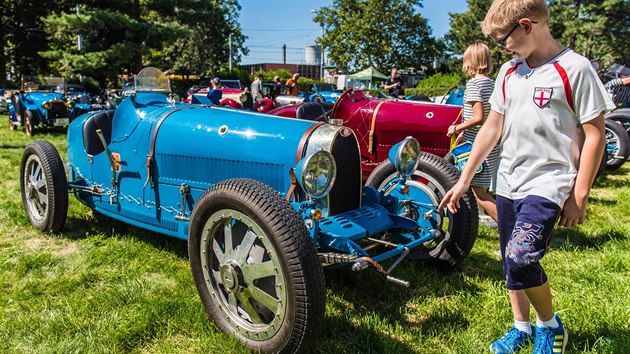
[270,76,283,99]
[439,1,614,353]
[207,78,222,106]
[286,73,300,96]
[251,74,263,98]
[383,68,405,97]
[446,43,499,223]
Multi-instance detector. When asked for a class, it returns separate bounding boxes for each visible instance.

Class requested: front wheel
[24,110,35,137]
[188,178,325,353]
[311,94,325,103]
[365,152,478,268]
[20,140,68,232]
[604,118,629,170]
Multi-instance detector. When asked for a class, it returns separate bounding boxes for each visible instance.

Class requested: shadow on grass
[570,327,630,353]
[551,227,627,250]
[61,213,189,259]
[593,168,630,189]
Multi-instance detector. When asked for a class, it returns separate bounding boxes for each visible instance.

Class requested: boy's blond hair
[462,43,493,77]
[481,0,549,36]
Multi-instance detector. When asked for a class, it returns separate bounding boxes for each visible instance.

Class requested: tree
[313,0,443,72]
[444,0,508,73]
[155,0,248,79]
[548,0,630,69]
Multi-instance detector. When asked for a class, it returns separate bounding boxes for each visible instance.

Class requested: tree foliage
[2,0,246,88]
[313,0,443,72]
[445,0,630,77]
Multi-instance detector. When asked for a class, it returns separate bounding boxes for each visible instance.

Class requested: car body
[20,67,478,353]
[305,83,341,103]
[8,76,101,136]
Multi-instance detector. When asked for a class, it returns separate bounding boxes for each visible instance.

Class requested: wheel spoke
[32,164,42,181]
[235,292,263,324]
[211,269,223,287]
[35,177,46,190]
[228,292,238,309]
[246,286,280,313]
[224,221,234,257]
[233,229,257,264]
[33,197,45,215]
[37,191,47,205]
[212,238,226,264]
[242,260,276,282]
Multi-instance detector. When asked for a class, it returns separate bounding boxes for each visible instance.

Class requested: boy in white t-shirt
[438,1,615,353]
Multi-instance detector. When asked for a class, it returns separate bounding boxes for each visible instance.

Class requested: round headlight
[239,92,248,103]
[66,100,76,109]
[42,101,51,110]
[296,150,337,199]
[388,136,420,177]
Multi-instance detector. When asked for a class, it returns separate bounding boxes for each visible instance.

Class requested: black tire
[24,110,34,137]
[605,110,630,159]
[596,148,608,179]
[365,152,478,268]
[9,116,16,130]
[20,140,68,233]
[188,178,325,353]
[604,118,629,170]
[311,94,325,103]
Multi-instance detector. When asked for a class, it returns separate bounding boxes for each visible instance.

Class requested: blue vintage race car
[20,67,477,353]
[304,83,341,103]
[8,77,99,136]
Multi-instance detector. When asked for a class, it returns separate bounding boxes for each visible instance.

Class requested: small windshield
[22,76,66,92]
[315,83,335,92]
[135,67,170,93]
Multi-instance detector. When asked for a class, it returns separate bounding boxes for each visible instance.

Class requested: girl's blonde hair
[481,0,549,36]
[462,43,493,77]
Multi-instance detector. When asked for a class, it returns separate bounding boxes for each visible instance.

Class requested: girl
[447,43,499,222]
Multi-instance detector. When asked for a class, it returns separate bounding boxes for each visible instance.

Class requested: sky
[238,0,469,65]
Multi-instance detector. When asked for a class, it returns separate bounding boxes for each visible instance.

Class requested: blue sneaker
[533,314,568,354]
[490,325,533,353]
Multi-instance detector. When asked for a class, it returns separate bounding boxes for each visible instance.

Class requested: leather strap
[368,100,387,154]
[143,107,185,188]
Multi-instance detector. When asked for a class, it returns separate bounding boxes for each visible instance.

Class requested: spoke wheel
[365,152,478,268]
[20,140,68,232]
[604,118,629,170]
[24,110,34,137]
[189,178,325,353]
[9,116,16,130]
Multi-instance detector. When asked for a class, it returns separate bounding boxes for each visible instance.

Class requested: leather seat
[296,102,326,122]
[83,110,115,155]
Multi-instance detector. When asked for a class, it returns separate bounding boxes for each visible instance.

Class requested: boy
[438,1,615,353]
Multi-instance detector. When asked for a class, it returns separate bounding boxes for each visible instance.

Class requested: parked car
[304,83,341,103]
[189,79,245,102]
[8,76,76,136]
[20,67,477,353]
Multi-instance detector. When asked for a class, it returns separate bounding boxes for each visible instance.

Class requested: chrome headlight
[296,150,337,199]
[42,101,52,110]
[388,136,420,177]
[66,100,76,109]
[239,92,248,103]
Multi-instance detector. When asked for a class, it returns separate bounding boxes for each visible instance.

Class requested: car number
[54,118,70,127]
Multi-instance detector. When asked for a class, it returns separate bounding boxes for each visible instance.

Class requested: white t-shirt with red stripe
[489,48,615,207]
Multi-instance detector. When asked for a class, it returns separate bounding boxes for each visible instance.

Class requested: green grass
[0,115,628,353]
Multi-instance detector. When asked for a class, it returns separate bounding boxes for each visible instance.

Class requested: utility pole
[77,4,84,83]
[282,44,286,64]
[229,33,232,72]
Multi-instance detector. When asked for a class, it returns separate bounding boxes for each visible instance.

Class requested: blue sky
[238,0,469,65]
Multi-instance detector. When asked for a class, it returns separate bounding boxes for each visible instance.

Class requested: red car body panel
[270,89,462,179]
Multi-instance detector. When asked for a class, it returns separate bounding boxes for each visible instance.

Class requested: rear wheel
[365,152,478,268]
[20,140,68,233]
[604,118,629,170]
[188,178,325,353]
[9,116,16,130]
[311,94,325,103]
[24,110,35,137]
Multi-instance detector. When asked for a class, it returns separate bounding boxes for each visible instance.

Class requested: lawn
[0,115,628,353]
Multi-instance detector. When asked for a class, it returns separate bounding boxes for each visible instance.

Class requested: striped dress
[461,76,499,189]
[605,78,630,107]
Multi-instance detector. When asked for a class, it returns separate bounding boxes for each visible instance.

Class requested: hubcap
[219,261,243,292]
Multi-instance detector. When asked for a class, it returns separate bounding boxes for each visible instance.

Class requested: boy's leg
[472,185,498,222]
[508,289,531,322]
[524,282,553,322]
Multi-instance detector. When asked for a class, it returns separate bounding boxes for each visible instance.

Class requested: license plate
[54,118,69,127]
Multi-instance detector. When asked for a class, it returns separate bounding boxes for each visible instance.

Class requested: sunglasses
[493,21,538,49]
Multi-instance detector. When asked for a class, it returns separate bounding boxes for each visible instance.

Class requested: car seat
[296,102,326,122]
[83,110,115,155]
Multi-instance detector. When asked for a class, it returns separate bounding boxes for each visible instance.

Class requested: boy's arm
[439,108,504,213]
[559,113,605,227]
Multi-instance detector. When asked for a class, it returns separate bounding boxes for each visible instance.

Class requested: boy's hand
[438,181,470,214]
[559,193,587,227]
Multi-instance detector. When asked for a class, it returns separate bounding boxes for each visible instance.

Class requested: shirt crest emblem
[533,87,553,108]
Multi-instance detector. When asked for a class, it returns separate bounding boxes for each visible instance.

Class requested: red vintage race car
[270,89,461,177]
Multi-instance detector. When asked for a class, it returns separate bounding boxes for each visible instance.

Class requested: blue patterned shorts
[497,195,561,290]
